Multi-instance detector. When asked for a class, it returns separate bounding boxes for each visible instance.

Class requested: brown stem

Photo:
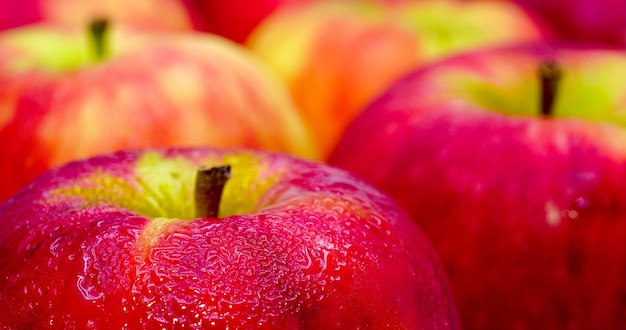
[195,165,231,218]
[538,59,563,117]
[88,18,109,61]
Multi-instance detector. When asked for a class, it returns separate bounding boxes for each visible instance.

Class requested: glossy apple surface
[246,0,547,158]
[0,0,192,31]
[329,45,626,329]
[0,22,318,203]
[0,147,460,329]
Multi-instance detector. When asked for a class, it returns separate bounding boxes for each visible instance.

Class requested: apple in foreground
[0,147,460,329]
[0,21,318,203]
[0,0,192,32]
[246,0,547,158]
[329,45,626,329]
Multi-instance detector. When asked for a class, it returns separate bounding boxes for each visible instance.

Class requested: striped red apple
[0,21,318,203]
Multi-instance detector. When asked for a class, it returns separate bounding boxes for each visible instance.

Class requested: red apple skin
[179,0,417,44]
[0,1,42,30]
[0,23,318,204]
[513,0,626,47]
[0,147,460,329]
[180,0,309,43]
[329,45,626,329]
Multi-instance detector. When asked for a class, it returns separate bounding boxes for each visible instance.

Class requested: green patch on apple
[49,152,280,220]
[557,55,626,123]
[440,51,626,123]
[397,2,542,61]
[0,20,115,73]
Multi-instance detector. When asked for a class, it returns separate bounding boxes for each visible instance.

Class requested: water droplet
[76,275,104,301]
[575,196,589,208]
[49,237,63,257]
[545,201,562,227]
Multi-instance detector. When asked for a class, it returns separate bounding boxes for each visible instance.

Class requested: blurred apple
[246,0,547,158]
[513,0,626,47]
[0,147,460,328]
[180,0,313,43]
[179,0,416,44]
[329,45,626,329]
[0,21,318,203]
[0,0,192,31]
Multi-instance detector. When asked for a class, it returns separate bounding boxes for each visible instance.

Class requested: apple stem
[88,18,109,61]
[538,59,563,117]
[195,165,231,218]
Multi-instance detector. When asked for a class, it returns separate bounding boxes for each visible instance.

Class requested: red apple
[513,0,626,47]
[0,21,318,204]
[180,0,313,44]
[0,2,42,31]
[329,44,626,329]
[0,147,460,328]
[180,0,418,44]
[246,0,548,158]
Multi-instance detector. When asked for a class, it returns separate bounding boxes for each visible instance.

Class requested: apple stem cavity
[88,18,110,61]
[195,165,232,218]
[538,59,563,117]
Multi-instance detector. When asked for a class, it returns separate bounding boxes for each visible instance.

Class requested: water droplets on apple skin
[127,211,364,327]
[5,180,418,327]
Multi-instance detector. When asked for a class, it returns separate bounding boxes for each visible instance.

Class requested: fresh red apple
[246,0,548,158]
[180,0,312,44]
[0,2,41,31]
[0,147,460,328]
[0,21,318,204]
[0,0,193,32]
[179,0,422,44]
[329,44,626,329]
[513,0,626,47]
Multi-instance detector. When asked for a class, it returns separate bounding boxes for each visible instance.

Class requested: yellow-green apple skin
[0,147,460,329]
[0,23,318,203]
[246,0,547,158]
[0,0,192,32]
[329,45,626,329]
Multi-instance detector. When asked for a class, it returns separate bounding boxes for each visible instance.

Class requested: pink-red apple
[513,0,626,47]
[0,21,318,203]
[329,44,626,329]
[180,0,313,44]
[179,0,423,44]
[0,0,192,32]
[246,0,548,158]
[0,147,460,328]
